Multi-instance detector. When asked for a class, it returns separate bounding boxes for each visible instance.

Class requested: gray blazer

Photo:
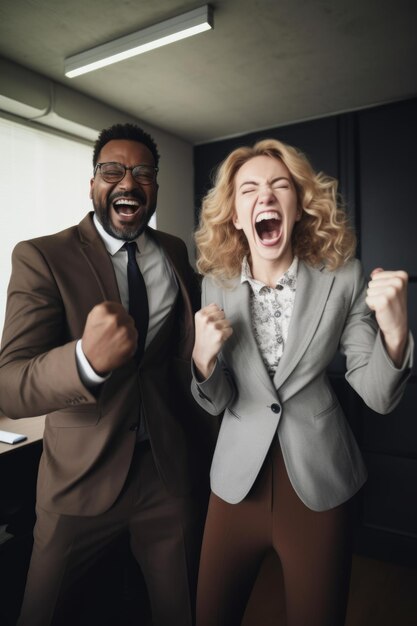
[192,259,414,511]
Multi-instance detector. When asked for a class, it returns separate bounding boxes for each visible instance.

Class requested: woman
[191,139,413,626]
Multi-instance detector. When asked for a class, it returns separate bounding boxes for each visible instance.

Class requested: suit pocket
[227,407,242,420]
[322,295,347,312]
[48,405,100,428]
[313,399,339,422]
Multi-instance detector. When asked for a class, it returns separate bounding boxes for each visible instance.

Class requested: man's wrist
[76,340,111,386]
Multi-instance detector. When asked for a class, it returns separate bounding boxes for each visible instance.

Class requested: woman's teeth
[255,211,282,241]
[255,210,280,223]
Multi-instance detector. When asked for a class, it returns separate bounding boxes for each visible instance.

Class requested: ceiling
[1,0,417,145]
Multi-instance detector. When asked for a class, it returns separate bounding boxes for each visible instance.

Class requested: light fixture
[64,5,213,78]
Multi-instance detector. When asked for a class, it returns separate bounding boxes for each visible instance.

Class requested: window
[0,117,92,334]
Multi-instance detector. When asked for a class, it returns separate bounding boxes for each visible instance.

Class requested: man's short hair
[93,123,160,167]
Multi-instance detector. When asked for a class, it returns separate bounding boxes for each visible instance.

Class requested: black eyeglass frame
[94,162,159,184]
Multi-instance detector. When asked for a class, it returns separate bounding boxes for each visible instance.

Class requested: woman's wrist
[192,354,216,381]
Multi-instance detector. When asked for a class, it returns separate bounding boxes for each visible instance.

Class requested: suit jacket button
[129,423,139,431]
[271,403,281,414]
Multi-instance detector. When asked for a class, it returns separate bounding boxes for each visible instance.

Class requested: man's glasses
[94,162,158,185]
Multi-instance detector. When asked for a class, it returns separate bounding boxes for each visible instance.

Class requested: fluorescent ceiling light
[65,5,213,78]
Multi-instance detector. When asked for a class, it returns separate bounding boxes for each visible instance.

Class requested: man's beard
[93,191,156,241]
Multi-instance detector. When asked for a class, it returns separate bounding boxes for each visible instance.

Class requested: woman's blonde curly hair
[195,138,356,280]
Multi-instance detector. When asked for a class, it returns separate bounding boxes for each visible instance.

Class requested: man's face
[90,139,158,240]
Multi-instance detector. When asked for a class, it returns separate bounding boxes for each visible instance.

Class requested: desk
[0,415,45,455]
[0,416,45,625]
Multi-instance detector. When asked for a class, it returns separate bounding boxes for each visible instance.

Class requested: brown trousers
[196,437,353,626]
[18,442,206,626]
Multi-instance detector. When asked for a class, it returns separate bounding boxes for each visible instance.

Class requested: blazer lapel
[273,261,334,390]
[223,280,277,396]
[77,213,121,302]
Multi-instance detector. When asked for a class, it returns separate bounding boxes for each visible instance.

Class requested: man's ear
[89,178,94,199]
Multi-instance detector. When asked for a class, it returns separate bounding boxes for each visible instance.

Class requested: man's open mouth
[113,198,140,217]
[255,211,282,243]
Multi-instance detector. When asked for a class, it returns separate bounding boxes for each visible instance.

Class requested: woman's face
[233,155,301,276]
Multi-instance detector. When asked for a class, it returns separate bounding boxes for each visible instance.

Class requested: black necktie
[125,241,149,363]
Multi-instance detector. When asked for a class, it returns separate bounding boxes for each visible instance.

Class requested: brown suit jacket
[0,213,215,516]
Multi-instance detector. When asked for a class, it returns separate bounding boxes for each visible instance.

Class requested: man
[0,123,215,625]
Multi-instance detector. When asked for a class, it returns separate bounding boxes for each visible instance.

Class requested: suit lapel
[273,261,334,389]
[76,219,196,361]
[77,213,121,302]
[152,229,193,308]
[145,228,195,360]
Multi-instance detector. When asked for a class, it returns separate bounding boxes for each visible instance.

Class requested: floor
[242,551,417,626]
[2,536,416,625]
[344,554,417,626]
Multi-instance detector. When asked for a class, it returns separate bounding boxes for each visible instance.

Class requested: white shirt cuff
[75,339,111,387]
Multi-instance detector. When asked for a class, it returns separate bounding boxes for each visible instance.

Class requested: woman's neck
[250,255,294,287]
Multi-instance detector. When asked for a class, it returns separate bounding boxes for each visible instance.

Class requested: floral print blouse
[241,256,298,379]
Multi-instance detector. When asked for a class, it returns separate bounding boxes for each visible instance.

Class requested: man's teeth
[114,199,139,207]
[255,211,280,222]
[114,198,140,215]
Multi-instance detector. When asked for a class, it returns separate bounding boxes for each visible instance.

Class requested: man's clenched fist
[82,301,138,375]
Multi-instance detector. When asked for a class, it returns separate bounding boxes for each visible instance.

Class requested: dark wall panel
[358,98,417,275]
[408,281,417,350]
[362,453,417,538]
[362,382,417,456]
[194,115,340,220]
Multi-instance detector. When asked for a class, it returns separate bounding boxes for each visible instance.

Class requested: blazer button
[129,423,139,432]
[270,403,281,414]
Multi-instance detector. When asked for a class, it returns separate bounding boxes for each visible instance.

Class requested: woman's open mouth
[255,211,282,246]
